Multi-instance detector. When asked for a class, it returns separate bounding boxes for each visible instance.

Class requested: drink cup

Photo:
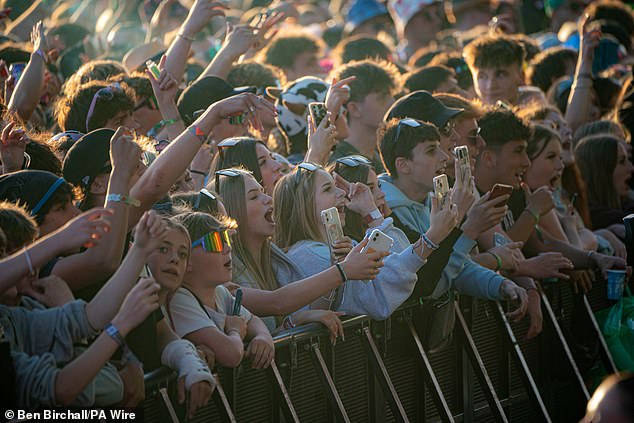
[606,269,627,300]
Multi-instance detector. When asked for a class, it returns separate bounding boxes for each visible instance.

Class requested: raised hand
[181,0,229,39]
[331,236,353,263]
[461,192,508,240]
[427,191,458,246]
[340,238,389,281]
[132,210,169,254]
[347,183,377,217]
[145,55,179,108]
[306,112,336,163]
[110,127,142,180]
[204,92,276,133]
[223,25,257,58]
[522,183,554,217]
[0,121,28,173]
[249,11,285,53]
[31,20,48,54]
[55,207,114,250]
[325,77,354,122]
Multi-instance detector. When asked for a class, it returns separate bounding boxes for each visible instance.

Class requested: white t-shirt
[168,285,252,338]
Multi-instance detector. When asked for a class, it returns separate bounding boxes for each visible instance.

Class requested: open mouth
[549,174,561,188]
[264,208,275,224]
[163,268,179,277]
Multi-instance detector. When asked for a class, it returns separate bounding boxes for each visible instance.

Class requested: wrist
[109,318,131,338]
[460,221,478,240]
[364,208,383,225]
[524,207,540,223]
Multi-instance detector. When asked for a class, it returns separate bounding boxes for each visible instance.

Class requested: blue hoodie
[378,174,505,300]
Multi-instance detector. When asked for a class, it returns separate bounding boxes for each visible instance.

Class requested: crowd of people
[0,0,633,419]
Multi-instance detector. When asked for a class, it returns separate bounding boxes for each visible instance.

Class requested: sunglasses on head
[394,118,422,143]
[85,83,122,131]
[191,229,231,253]
[439,119,456,137]
[49,130,83,144]
[214,168,251,189]
[336,155,372,168]
[193,188,217,212]
[217,138,242,160]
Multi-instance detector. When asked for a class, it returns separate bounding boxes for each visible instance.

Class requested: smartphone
[361,229,393,254]
[139,264,152,279]
[146,59,161,79]
[490,183,513,201]
[9,63,26,82]
[309,102,328,128]
[231,288,243,316]
[454,145,471,184]
[493,232,510,247]
[321,207,344,246]
[433,174,450,209]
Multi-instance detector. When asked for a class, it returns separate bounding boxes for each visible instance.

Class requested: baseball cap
[385,90,464,128]
[0,170,68,218]
[62,128,114,188]
[177,76,256,125]
[388,0,441,37]
[345,0,390,34]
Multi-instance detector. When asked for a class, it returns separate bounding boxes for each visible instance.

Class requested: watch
[364,208,382,224]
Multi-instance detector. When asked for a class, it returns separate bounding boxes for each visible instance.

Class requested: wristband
[177,32,195,42]
[23,247,35,276]
[487,251,503,271]
[364,208,382,224]
[107,193,140,207]
[189,169,208,177]
[525,208,540,223]
[160,117,181,127]
[421,232,439,250]
[335,262,348,282]
[105,323,126,348]
[188,125,207,143]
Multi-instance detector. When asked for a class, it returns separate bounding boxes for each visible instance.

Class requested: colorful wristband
[188,125,207,143]
[525,208,540,223]
[105,323,126,348]
[107,193,140,207]
[487,251,503,271]
[421,232,439,250]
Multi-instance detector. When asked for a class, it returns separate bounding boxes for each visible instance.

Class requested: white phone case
[433,174,450,209]
[321,207,344,246]
[361,229,393,253]
[454,145,472,184]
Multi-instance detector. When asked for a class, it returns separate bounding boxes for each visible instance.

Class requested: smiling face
[147,228,190,294]
[485,139,531,188]
[313,169,347,230]
[256,143,282,195]
[613,142,634,198]
[244,174,276,240]
[524,137,565,190]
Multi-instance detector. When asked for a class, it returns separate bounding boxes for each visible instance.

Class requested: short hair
[433,93,483,120]
[227,61,286,92]
[260,32,324,70]
[55,80,136,132]
[516,102,560,122]
[404,65,454,93]
[62,60,127,95]
[429,52,474,90]
[585,0,634,36]
[332,35,391,67]
[510,34,541,62]
[111,72,154,102]
[48,22,91,49]
[0,201,38,253]
[331,59,400,103]
[25,137,62,176]
[527,47,578,93]
[478,109,531,148]
[378,118,440,177]
[408,46,443,68]
[463,35,525,71]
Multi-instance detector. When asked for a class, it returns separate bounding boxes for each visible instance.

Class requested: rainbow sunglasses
[191,230,232,253]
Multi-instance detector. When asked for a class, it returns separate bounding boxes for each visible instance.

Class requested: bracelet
[283,315,296,329]
[23,247,35,276]
[107,193,140,207]
[105,323,126,348]
[188,125,207,143]
[189,169,208,177]
[335,262,348,282]
[177,32,195,42]
[22,152,31,169]
[421,232,439,250]
[525,208,540,223]
[487,251,503,271]
[160,117,181,127]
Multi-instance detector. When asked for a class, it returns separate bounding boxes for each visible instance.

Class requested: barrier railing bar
[211,373,237,423]
[158,387,181,423]
[360,326,410,423]
[492,301,552,423]
[405,316,456,423]
[310,342,351,423]
[267,361,300,423]
[540,292,590,400]
[582,295,618,374]
[454,304,508,423]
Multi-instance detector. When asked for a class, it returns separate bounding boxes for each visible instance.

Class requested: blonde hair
[213,169,279,292]
[272,164,325,250]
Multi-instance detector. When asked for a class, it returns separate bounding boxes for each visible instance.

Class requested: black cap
[0,170,67,218]
[62,128,114,188]
[177,76,256,125]
[385,90,464,128]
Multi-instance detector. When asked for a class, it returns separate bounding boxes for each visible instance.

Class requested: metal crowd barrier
[143,281,616,423]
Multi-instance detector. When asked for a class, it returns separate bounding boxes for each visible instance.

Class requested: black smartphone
[231,288,243,316]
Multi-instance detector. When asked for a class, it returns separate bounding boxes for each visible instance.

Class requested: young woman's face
[366,169,390,217]
[313,169,347,227]
[543,111,574,166]
[147,228,190,293]
[613,142,634,198]
[256,143,282,195]
[188,230,233,285]
[244,175,276,239]
[524,137,564,190]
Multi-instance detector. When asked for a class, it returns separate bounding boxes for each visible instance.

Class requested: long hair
[527,124,560,161]
[327,161,370,242]
[273,164,326,250]
[575,135,622,210]
[210,137,264,184]
[214,170,279,292]
[562,163,592,228]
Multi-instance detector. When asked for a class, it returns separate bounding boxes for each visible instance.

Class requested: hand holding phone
[361,229,393,254]
[454,145,472,186]
[321,207,345,246]
[433,174,450,210]
[309,102,328,127]
[489,183,513,202]
[231,288,243,316]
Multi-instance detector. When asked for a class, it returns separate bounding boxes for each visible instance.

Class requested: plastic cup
[606,269,627,300]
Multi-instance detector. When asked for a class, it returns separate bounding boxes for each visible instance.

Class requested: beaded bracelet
[421,232,439,250]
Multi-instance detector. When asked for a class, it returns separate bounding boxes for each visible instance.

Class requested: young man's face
[105,111,141,131]
[473,64,523,105]
[288,51,323,80]
[399,139,450,192]
[454,117,485,172]
[483,139,531,188]
[133,97,162,135]
[356,91,395,129]
[39,199,81,236]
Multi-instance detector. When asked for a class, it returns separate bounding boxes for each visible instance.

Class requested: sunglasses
[217,138,242,160]
[466,126,481,144]
[85,83,122,132]
[336,155,372,168]
[214,168,251,188]
[49,130,83,144]
[394,118,422,143]
[193,189,217,212]
[191,230,231,253]
[439,119,456,137]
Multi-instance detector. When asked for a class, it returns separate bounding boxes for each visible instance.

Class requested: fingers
[333,76,356,88]
[177,377,186,405]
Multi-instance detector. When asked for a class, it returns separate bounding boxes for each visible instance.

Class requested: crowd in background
[0,0,634,420]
